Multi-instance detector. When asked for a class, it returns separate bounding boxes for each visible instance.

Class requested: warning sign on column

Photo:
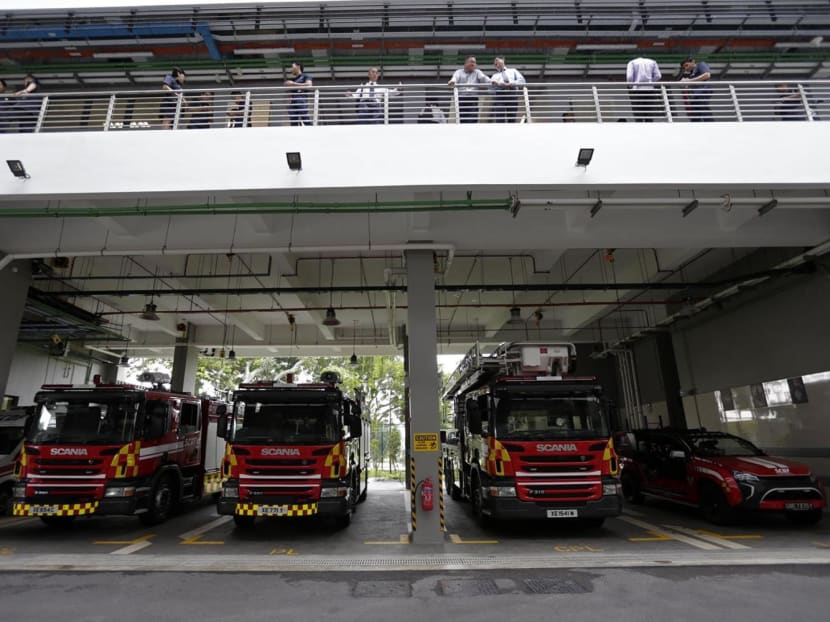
[414,433,439,452]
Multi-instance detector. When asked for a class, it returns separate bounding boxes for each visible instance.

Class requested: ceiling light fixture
[286,152,302,171]
[758,199,778,216]
[7,160,29,179]
[576,148,594,167]
[508,306,524,325]
[322,259,341,326]
[681,199,699,218]
[140,302,160,321]
[349,320,359,366]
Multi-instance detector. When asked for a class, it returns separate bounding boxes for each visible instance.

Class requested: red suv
[617,428,826,525]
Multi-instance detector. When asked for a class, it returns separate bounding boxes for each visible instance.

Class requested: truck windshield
[688,434,764,457]
[27,399,139,445]
[231,401,340,444]
[494,396,609,440]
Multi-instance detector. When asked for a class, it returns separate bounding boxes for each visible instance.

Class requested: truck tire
[471,476,490,526]
[786,509,823,526]
[700,483,736,526]
[40,516,76,528]
[233,514,255,529]
[139,475,175,526]
[621,474,645,504]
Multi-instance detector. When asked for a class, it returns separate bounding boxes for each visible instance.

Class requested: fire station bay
[1,0,830,618]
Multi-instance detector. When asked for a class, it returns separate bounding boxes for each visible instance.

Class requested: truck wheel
[139,475,175,526]
[233,514,255,529]
[336,510,352,529]
[786,509,823,526]
[40,516,76,528]
[621,474,645,504]
[471,479,489,526]
[700,484,736,526]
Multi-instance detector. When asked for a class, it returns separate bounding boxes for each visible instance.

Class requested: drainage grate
[353,580,412,598]
[439,579,500,596]
[523,576,591,594]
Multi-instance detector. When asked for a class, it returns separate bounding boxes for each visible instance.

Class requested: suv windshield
[494,396,609,440]
[28,398,139,445]
[231,401,341,444]
[688,434,763,457]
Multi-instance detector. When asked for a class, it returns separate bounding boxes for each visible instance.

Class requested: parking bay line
[617,516,722,550]
[178,515,232,545]
[96,534,155,555]
[663,525,752,550]
[449,534,499,545]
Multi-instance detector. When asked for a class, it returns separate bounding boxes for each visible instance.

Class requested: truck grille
[243,457,320,477]
[30,458,103,477]
[515,453,601,502]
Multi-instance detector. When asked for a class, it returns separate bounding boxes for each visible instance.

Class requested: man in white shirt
[490,57,526,123]
[448,56,491,123]
[626,57,662,122]
[348,67,400,124]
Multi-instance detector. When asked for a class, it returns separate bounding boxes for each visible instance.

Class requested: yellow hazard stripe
[13,501,99,517]
[202,471,224,494]
[234,503,318,517]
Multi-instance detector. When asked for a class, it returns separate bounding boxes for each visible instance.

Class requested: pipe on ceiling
[0,243,456,272]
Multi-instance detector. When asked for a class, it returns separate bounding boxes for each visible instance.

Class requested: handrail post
[452,87,460,124]
[35,96,49,133]
[661,84,673,123]
[591,85,602,122]
[312,89,320,126]
[729,84,742,122]
[242,91,251,127]
[797,83,815,121]
[103,94,116,131]
[383,90,390,125]
[172,92,183,130]
[522,85,532,123]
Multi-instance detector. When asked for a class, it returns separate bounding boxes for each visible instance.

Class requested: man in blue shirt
[680,57,713,122]
[160,67,186,129]
[285,62,312,126]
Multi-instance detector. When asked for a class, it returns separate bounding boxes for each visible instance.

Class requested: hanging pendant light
[140,301,160,321]
[323,307,341,326]
[507,306,524,325]
[349,320,358,366]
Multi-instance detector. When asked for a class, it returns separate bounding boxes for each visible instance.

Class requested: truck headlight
[13,484,26,498]
[320,487,348,498]
[731,471,759,483]
[486,486,516,498]
[603,482,622,496]
[222,485,239,498]
[104,486,136,498]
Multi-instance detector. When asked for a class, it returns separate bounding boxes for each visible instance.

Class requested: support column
[0,260,31,405]
[405,250,442,545]
[656,332,686,429]
[170,325,199,394]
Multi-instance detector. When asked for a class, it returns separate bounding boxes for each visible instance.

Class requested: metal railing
[2,80,828,133]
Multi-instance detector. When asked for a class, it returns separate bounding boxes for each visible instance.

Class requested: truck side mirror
[216,405,229,439]
[349,414,363,439]
[466,398,482,435]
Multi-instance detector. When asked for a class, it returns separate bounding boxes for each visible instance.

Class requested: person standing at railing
[285,62,313,126]
[448,56,491,123]
[347,67,401,124]
[626,56,662,122]
[775,83,806,121]
[489,57,526,123]
[679,57,713,122]
[13,74,40,133]
[226,91,252,128]
[187,91,214,129]
[160,67,187,130]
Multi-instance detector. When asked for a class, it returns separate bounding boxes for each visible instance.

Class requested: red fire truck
[13,374,227,527]
[217,371,370,529]
[443,342,622,527]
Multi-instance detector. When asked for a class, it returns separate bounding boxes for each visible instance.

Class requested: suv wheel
[700,484,736,526]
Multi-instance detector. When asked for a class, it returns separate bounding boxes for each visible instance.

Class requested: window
[180,402,200,434]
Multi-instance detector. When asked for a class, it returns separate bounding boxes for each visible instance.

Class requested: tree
[386,426,402,472]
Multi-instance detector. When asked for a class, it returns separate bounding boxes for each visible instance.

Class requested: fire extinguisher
[419,478,434,511]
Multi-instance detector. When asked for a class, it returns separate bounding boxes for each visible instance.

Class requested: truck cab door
[179,401,202,467]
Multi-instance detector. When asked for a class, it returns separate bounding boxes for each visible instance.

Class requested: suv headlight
[732,471,760,483]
